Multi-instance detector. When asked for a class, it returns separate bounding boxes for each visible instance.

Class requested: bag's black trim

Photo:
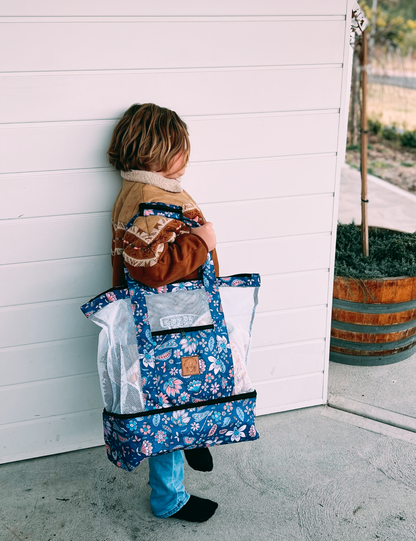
[104,390,257,420]
[151,323,214,336]
[226,273,254,278]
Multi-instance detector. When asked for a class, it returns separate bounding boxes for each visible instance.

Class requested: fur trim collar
[121,170,182,193]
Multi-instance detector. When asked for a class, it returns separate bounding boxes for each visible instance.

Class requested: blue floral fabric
[104,393,258,471]
[81,203,260,471]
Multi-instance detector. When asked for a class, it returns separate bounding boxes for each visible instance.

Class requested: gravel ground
[346,134,416,195]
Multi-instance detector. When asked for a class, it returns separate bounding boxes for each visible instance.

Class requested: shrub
[335,223,416,278]
[382,125,399,141]
[400,129,416,148]
[368,117,383,135]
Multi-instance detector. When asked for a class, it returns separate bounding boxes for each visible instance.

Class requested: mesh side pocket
[89,299,145,415]
[220,286,259,393]
[145,288,213,332]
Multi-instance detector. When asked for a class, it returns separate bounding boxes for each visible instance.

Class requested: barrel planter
[330,275,416,366]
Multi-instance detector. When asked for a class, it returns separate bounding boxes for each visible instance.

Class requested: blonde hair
[107,103,190,173]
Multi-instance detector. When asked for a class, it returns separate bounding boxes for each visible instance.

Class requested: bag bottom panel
[103,393,259,471]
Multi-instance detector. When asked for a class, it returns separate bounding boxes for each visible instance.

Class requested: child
[108,103,219,522]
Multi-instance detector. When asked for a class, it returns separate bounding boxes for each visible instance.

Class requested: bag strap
[125,201,216,290]
[126,202,190,229]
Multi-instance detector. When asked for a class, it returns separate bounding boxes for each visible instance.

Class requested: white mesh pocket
[220,286,259,393]
[145,288,213,332]
[89,298,145,415]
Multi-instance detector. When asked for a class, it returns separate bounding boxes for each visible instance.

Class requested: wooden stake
[360,29,369,257]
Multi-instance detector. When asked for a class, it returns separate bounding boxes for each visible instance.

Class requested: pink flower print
[156,285,168,293]
[249,425,257,438]
[199,359,206,372]
[157,393,169,407]
[155,430,167,443]
[205,373,214,383]
[210,382,220,394]
[180,336,198,354]
[140,423,151,435]
[223,402,233,413]
[140,440,153,456]
[164,378,182,397]
[105,292,117,302]
[226,425,246,442]
[174,349,182,359]
[170,368,179,376]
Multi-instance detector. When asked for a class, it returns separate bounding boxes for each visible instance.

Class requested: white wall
[0,0,353,463]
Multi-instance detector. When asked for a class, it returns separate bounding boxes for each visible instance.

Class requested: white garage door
[0,0,353,463]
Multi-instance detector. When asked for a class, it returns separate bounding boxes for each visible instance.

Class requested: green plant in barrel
[331,7,416,366]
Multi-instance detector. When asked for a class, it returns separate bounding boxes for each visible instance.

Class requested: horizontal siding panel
[0,67,343,123]
[187,155,337,205]
[0,373,102,425]
[0,336,98,387]
[0,21,345,72]
[0,256,112,307]
[252,306,328,348]
[1,1,348,17]
[0,113,340,174]
[1,214,111,265]
[1,156,336,220]
[2,195,333,265]
[216,234,332,277]
[202,194,334,241]
[255,372,324,414]
[257,270,330,313]
[0,169,121,220]
[0,409,103,464]
[0,299,98,349]
[249,340,326,382]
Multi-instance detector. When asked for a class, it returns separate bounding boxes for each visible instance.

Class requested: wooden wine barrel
[330,276,416,366]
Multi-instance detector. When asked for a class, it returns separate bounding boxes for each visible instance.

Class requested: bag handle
[125,202,216,289]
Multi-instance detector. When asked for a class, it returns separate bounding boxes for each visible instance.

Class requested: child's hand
[191,222,217,251]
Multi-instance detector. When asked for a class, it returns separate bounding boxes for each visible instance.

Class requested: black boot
[170,495,218,522]
[184,447,213,472]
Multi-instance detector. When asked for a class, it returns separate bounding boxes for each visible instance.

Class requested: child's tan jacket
[111,170,219,288]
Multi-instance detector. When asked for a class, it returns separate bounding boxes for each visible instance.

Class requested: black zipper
[151,323,214,337]
[104,390,257,420]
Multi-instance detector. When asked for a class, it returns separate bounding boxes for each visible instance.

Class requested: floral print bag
[81,203,260,471]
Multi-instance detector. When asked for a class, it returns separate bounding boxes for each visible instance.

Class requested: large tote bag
[81,203,260,471]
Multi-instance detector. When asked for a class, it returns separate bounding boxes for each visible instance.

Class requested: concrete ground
[2,407,416,541]
[1,165,415,541]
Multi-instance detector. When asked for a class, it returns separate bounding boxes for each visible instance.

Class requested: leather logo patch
[181,355,200,376]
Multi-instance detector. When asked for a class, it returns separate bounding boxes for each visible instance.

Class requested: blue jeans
[148,451,190,518]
